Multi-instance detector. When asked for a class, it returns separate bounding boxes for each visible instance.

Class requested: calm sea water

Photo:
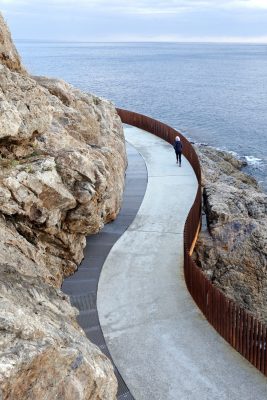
[16,41,267,190]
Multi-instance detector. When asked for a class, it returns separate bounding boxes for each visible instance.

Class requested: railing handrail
[117,107,267,378]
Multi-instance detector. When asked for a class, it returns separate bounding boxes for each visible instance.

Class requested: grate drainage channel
[62,142,147,399]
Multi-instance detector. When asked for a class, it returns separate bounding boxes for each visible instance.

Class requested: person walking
[173,136,183,166]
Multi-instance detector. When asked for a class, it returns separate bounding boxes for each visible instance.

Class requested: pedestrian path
[97,126,267,400]
[62,141,147,399]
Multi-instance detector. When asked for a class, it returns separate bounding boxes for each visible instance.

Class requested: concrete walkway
[97,126,267,400]
[62,142,147,399]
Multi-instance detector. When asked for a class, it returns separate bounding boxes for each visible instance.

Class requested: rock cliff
[0,13,125,399]
[194,145,267,322]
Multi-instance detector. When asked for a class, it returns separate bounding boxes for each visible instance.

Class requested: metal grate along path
[62,142,147,399]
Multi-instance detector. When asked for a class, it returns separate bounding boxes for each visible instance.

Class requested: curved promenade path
[62,141,147,399]
[98,126,267,400]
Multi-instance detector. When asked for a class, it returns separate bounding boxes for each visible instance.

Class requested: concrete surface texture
[97,126,267,400]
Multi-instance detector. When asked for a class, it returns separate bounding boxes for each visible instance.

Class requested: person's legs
[178,152,182,166]
[175,151,178,163]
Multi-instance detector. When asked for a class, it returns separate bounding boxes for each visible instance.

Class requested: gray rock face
[0,12,122,399]
[0,14,25,73]
[194,145,267,322]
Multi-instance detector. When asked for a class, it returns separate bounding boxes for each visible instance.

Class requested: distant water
[16,41,267,190]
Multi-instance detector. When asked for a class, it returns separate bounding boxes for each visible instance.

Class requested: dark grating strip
[70,292,97,311]
[118,393,135,400]
[84,326,105,347]
[62,142,148,399]
[98,343,112,358]
[77,310,99,329]
[115,370,132,397]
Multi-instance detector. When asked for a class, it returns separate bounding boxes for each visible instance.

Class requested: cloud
[233,0,267,9]
[2,0,267,14]
[1,0,267,42]
[1,0,190,14]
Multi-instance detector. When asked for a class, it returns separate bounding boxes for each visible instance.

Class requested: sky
[1,0,267,42]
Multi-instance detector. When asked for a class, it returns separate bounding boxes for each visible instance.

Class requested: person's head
[175,136,180,141]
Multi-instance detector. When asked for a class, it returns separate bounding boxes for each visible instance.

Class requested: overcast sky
[1,0,267,42]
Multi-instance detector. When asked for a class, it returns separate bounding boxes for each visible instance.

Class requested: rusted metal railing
[117,107,267,377]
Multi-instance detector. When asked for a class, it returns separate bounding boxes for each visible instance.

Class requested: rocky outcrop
[0,246,117,400]
[0,64,126,286]
[194,145,267,322]
[0,14,25,73]
[0,12,124,399]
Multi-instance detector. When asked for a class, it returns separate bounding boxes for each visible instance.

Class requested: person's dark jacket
[173,140,183,153]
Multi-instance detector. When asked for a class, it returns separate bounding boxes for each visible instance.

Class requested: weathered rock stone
[194,145,267,322]
[0,12,122,399]
[0,260,117,400]
[0,14,25,73]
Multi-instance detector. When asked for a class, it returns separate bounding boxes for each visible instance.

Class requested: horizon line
[14,39,267,45]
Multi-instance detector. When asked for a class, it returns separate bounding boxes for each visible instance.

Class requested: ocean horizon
[15,39,267,44]
[16,41,267,191]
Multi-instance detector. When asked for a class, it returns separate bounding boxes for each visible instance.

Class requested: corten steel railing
[117,108,267,377]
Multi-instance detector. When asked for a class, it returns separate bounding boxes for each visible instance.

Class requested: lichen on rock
[194,145,267,322]
[0,12,123,399]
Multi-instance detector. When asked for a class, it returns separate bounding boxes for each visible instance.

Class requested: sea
[15,41,267,191]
